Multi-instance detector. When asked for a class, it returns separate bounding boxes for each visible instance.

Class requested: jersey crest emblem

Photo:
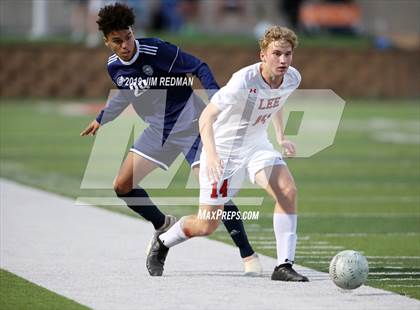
[116,76,125,87]
[142,65,154,76]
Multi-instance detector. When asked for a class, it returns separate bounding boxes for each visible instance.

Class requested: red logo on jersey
[252,113,272,126]
[249,88,257,93]
[258,96,282,110]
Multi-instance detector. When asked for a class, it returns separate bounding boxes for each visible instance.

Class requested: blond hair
[259,26,298,51]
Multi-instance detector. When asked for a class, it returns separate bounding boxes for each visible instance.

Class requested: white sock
[273,213,297,266]
[159,216,189,248]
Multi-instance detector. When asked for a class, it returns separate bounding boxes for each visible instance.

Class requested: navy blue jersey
[97,38,219,139]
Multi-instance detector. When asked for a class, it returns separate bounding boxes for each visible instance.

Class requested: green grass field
[0,269,89,310]
[1,99,419,302]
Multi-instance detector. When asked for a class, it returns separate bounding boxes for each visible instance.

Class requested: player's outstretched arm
[199,103,223,182]
[272,108,296,157]
[80,120,101,136]
[80,90,130,137]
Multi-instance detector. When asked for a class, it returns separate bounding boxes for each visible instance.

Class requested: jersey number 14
[211,180,228,199]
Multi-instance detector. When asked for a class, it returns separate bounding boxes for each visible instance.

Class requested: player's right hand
[280,139,296,157]
[206,154,224,183]
[80,120,101,136]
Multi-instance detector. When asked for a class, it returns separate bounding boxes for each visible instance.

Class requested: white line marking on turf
[298,241,330,244]
[370,262,420,269]
[296,251,338,255]
[300,197,419,203]
[301,262,410,267]
[370,272,420,275]
[253,241,275,245]
[256,245,276,249]
[297,246,345,249]
[295,255,420,261]
[367,256,420,259]
[307,233,420,237]
[254,212,420,219]
[370,279,420,282]
[250,236,324,242]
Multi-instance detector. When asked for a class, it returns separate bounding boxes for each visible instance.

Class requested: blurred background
[0,0,419,98]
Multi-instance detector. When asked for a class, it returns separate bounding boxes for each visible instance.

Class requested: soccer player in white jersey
[147,26,308,281]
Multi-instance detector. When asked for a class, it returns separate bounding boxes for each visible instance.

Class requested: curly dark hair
[96,3,135,37]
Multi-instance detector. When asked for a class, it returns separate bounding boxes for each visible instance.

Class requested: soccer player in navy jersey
[80,2,261,276]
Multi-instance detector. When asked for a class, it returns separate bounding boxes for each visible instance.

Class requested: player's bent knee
[283,185,297,200]
[113,180,132,196]
[273,185,297,210]
[276,184,297,199]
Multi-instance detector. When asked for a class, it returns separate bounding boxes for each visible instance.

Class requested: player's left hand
[80,120,101,136]
[280,139,296,157]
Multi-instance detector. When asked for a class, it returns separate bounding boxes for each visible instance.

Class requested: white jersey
[210,63,301,159]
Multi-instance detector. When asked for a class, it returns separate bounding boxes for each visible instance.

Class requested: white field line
[369,272,420,276]
[249,236,327,243]
[258,246,338,252]
[372,262,420,269]
[302,233,420,237]
[371,279,420,282]
[301,213,420,218]
[297,246,345,249]
[294,255,420,260]
[296,251,339,255]
[252,241,276,245]
[256,245,276,249]
[299,197,419,203]
[253,241,344,251]
[303,261,408,266]
[368,256,420,259]
[297,241,330,244]
[246,227,276,232]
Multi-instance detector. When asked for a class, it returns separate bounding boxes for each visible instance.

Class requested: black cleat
[146,215,177,256]
[146,236,169,276]
[271,264,309,282]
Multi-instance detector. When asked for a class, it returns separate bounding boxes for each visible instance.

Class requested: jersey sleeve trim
[138,44,158,55]
[168,47,180,73]
[107,54,118,65]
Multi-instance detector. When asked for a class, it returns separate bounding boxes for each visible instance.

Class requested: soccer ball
[329,250,369,290]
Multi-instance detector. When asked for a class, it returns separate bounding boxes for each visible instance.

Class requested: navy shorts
[130,126,202,170]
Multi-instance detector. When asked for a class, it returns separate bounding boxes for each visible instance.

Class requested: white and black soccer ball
[329,250,369,290]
